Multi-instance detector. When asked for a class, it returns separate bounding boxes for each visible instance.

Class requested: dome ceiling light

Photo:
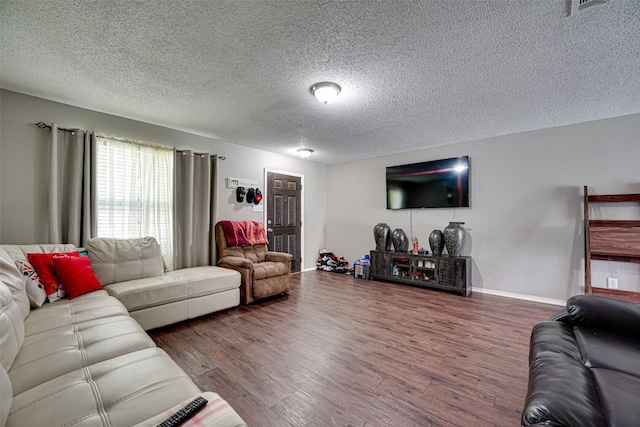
[310,82,341,104]
[297,148,314,158]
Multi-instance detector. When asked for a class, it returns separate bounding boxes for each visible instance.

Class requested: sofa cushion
[104,274,189,312]
[574,325,640,378]
[222,245,268,263]
[6,348,201,427]
[253,261,289,280]
[9,314,156,395]
[567,294,640,340]
[15,260,47,307]
[52,255,104,299]
[592,368,640,427]
[166,266,241,297]
[24,290,129,337]
[104,266,240,312]
[0,282,25,371]
[86,236,165,285]
[0,244,78,265]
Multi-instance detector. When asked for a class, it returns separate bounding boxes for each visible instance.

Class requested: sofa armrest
[218,256,253,270]
[549,308,571,322]
[265,251,293,264]
[566,295,640,339]
[218,256,254,305]
[521,321,607,427]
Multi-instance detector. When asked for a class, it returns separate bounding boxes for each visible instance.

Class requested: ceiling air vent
[571,0,608,16]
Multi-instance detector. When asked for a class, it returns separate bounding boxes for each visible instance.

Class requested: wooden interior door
[266,172,302,272]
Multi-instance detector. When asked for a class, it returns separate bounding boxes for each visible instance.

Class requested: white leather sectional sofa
[84,236,241,330]
[0,241,246,427]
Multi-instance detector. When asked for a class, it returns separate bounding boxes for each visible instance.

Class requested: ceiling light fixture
[297,148,314,158]
[310,82,341,104]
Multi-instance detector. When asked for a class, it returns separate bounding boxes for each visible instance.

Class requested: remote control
[156,396,208,427]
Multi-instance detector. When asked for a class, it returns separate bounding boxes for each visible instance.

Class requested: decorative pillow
[15,260,47,307]
[52,256,103,300]
[27,251,80,302]
[86,237,164,286]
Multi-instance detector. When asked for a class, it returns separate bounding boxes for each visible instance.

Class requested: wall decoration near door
[226,177,260,208]
[267,172,302,272]
[236,187,246,202]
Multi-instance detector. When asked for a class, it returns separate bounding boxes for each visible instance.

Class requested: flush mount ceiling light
[297,148,314,158]
[310,82,341,104]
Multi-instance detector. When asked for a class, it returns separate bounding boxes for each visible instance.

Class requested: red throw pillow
[27,251,80,302]
[52,256,103,300]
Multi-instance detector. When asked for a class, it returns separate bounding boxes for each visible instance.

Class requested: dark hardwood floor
[149,271,560,427]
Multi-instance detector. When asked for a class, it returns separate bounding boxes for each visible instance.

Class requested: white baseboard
[472,287,566,306]
[301,269,566,306]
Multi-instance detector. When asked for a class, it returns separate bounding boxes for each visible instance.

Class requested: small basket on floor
[354,264,370,280]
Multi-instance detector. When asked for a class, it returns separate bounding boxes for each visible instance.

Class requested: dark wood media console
[370,250,472,296]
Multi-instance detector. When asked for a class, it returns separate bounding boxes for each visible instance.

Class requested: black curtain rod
[36,123,226,160]
[35,122,75,133]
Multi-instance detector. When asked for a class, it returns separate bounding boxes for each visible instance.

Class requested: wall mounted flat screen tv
[386,156,470,209]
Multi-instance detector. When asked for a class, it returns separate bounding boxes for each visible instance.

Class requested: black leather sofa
[521,295,640,427]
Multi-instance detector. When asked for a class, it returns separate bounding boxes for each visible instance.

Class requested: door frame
[263,168,305,271]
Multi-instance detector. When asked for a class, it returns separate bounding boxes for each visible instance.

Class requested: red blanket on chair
[220,220,269,247]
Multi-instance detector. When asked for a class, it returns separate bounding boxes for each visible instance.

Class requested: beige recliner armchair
[215,221,293,305]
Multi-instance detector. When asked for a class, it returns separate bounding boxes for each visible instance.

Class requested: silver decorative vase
[391,228,409,252]
[373,223,391,251]
[444,222,465,256]
[428,229,445,256]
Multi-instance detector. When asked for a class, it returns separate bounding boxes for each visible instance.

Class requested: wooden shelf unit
[584,186,640,303]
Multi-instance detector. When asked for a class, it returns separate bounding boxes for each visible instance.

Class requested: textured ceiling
[2,0,639,164]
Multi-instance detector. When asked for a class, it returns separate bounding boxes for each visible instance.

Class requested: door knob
[267,228,273,232]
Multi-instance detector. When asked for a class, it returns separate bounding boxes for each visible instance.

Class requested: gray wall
[3,89,639,301]
[0,90,326,270]
[325,113,640,302]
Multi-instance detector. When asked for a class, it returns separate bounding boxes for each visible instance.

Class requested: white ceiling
[2,1,639,165]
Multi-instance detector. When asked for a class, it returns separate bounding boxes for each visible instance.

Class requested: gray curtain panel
[48,124,97,247]
[173,150,217,269]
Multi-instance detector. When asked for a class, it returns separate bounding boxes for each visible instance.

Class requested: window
[96,136,174,270]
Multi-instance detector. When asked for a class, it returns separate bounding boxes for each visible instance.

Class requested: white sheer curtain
[48,124,97,247]
[95,136,175,270]
[173,150,217,269]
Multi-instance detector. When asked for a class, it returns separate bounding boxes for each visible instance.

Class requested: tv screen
[386,156,470,209]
